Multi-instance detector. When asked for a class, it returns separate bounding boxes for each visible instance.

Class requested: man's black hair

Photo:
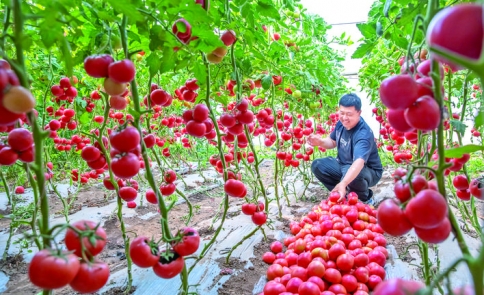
[339,93,362,111]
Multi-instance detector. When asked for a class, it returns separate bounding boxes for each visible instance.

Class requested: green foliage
[465,156,484,179]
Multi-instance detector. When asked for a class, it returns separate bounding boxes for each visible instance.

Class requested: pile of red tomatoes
[259,192,388,295]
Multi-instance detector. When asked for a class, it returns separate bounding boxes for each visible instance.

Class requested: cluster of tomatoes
[380,58,444,135]
[129,227,200,279]
[174,78,199,103]
[260,192,387,295]
[0,128,35,165]
[183,103,216,139]
[207,30,237,64]
[241,201,268,226]
[84,54,135,99]
[50,77,78,104]
[28,220,110,293]
[452,173,484,201]
[0,60,36,127]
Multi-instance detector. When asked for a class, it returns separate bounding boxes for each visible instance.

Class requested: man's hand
[332,182,348,202]
[307,134,322,147]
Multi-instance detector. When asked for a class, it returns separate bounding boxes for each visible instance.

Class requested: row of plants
[0,0,352,294]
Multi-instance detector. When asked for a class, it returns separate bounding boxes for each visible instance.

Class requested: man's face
[339,105,361,130]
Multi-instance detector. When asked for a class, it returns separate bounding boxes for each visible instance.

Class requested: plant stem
[225,226,260,264]
[188,52,229,275]
[1,169,11,205]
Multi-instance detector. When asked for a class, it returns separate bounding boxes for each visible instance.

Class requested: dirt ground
[0,163,433,295]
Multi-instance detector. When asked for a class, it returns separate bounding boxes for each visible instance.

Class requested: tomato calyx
[66,222,106,257]
[159,249,180,264]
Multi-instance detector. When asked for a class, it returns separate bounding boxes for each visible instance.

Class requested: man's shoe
[363,189,375,206]
[363,197,375,206]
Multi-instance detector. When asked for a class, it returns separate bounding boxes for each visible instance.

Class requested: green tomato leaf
[159,47,176,74]
[356,23,376,39]
[450,119,467,136]
[393,36,409,50]
[60,38,74,78]
[261,75,273,90]
[193,61,207,87]
[105,0,143,21]
[351,41,374,59]
[445,144,484,158]
[146,52,162,76]
[79,111,90,124]
[257,0,281,20]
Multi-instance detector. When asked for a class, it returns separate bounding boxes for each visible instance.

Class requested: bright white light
[299,0,374,24]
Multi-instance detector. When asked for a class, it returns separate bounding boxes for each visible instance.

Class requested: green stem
[431,59,472,258]
[0,6,10,51]
[188,52,229,275]
[0,169,11,205]
[225,226,260,263]
[422,242,431,284]
[424,258,466,295]
[12,0,49,260]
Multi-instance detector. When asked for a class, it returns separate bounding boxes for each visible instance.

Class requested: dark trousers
[311,157,382,201]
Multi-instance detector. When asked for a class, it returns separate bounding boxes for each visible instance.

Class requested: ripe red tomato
[367,274,383,290]
[119,186,138,202]
[286,277,303,293]
[129,236,160,268]
[152,251,185,279]
[221,30,236,46]
[164,170,177,183]
[65,220,107,258]
[28,249,80,289]
[266,263,284,280]
[263,281,287,295]
[192,104,210,122]
[145,189,158,204]
[242,203,257,215]
[110,126,140,152]
[8,128,33,152]
[0,147,19,165]
[172,227,200,256]
[270,241,283,253]
[372,278,425,295]
[354,266,369,283]
[306,260,325,277]
[323,268,342,284]
[298,282,320,295]
[379,75,419,110]
[69,260,110,293]
[328,243,346,261]
[150,89,172,106]
[252,211,267,225]
[384,109,414,132]
[84,54,114,78]
[404,96,440,131]
[453,175,469,190]
[111,152,140,179]
[329,191,341,202]
[469,178,484,200]
[224,179,246,197]
[336,253,355,271]
[368,250,386,267]
[262,252,276,264]
[108,59,136,83]
[377,199,413,236]
[427,3,483,66]
[160,183,176,196]
[414,217,451,243]
[456,189,471,201]
[405,189,447,229]
[307,276,326,292]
